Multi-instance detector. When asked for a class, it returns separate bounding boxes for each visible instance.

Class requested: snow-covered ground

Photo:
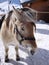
[0,1,22,14]
[0,20,49,65]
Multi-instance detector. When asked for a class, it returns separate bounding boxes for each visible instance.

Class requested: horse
[0,6,37,62]
[12,7,37,55]
[21,0,49,23]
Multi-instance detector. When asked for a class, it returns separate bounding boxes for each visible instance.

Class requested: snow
[35,21,49,50]
[20,0,30,3]
[0,1,22,14]
[0,0,20,4]
[0,20,49,65]
[0,1,9,14]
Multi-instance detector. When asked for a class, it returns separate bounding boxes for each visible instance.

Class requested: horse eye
[21,27,24,31]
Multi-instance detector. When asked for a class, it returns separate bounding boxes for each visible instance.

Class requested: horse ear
[5,11,13,28]
[12,6,16,12]
[12,6,22,15]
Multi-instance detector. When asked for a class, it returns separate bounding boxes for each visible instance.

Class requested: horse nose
[30,50,35,55]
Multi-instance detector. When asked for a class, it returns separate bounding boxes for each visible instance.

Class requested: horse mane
[0,11,13,29]
[0,15,5,29]
[5,10,13,28]
[20,7,37,22]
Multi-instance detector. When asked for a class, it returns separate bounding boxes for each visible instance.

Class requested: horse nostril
[30,50,35,55]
